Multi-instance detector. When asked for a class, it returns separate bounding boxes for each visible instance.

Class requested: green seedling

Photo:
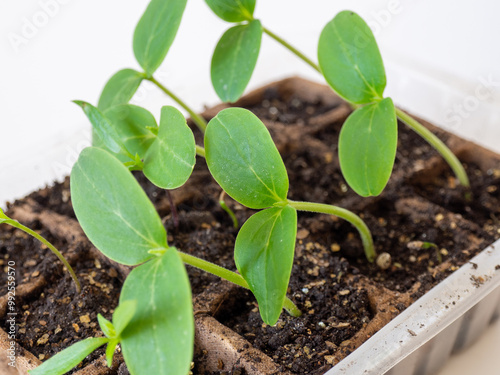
[95,0,207,134]
[74,101,196,191]
[205,0,317,102]
[30,300,137,374]
[0,208,80,292]
[205,107,375,324]
[205,2,469,196]
[31,146,301,374]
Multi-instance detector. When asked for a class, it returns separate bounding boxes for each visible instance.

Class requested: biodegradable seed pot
[1,1,500,375]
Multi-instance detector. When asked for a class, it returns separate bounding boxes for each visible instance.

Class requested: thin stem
[219,191,239,228]
[395,108,470,188]
[262,26,320,73]
[195,145,205,158]
[146,76,207,133]
[4,220,81,292]
[288,200,376,263]
[179,252,301,318]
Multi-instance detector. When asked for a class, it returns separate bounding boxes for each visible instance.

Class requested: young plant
[0,208,80,292]
[94,0,207,135]
[204,107,375,324]
[30,146,302,374]
[74,102,197,190]
[205,2,469,197]
[30,300,137,374]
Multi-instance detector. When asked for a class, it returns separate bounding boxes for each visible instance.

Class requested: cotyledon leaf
[318,10,386,104]
[97,69,144,112]
[205,108,288,209]
[211,19,262,102]
[235,205,297,325]
[70,147,167,265]
[143,106,196,189]
[338,97,397,197]
[120,249,194,375]
[104,104,157,162]
[133,0,188,76]
[205,0,256,22]
[29,338,109,375]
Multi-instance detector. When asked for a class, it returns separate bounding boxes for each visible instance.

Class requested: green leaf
[104,104,157,162]
[73,101,126,155]
[205,0,256,22]
[211,20,262,102]
[105,339,119,368]
[205,108,288,209]
[29,337,109,375]
[97,69,144,111]
[235,206,297,325]
[339,97,397,197]
[133,0,188,76]
[318,10,386,104]
[143,106,196,189]
[98,314,116,338]
[120,250,194,375]
[113,300,138,337]
[70,147,168,265]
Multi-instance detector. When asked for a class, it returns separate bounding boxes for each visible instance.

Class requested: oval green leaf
[235,206,297,325]
[205,108,288,209]
[211,20,262,103]
[74,101,126,155]
[133,0,188,76]
[104,104,157,162]
[318,10,386,104]
[97,69,144,111]
[71,147,168,265]
[143,106,196,189]
[339,97,397,197]
[205,0,255,22]
[112,300,138,337]
[29,337,109,375]
[97,314,116,338]
[120,250,194,375]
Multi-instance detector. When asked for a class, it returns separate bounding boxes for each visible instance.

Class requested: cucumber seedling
[93,0,207,137]
[204,107,376,324]
[30,146,301,374]
[0,208,80,292]
[205,1,469,197]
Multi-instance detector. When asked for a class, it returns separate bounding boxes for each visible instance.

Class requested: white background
[1,1,499,374]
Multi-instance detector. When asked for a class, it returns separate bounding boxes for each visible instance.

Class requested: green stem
[195,145,205,158]
[395,108,470,188]
[2,219,81,292]
[262,26,321,73]
[146,76,207,133]
[179,251,301,317]
[288,200,376,263]
[219,191,239,229]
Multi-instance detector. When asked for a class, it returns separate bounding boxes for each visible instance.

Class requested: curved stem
[395,108,470,188]
[262,26,321,73]
[288,200,376,263]
[179,251,301,318]
[146,76,207,133]
[219,191,239,228]
[195,145,205,158]
[4,220,81,292]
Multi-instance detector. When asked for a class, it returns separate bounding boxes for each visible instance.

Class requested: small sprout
[0,208,80,292]
[376,252,392,270]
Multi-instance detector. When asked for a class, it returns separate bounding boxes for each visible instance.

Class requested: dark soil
[0,223,67,290]
[1,254,121,372]
[4,78,499,374]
